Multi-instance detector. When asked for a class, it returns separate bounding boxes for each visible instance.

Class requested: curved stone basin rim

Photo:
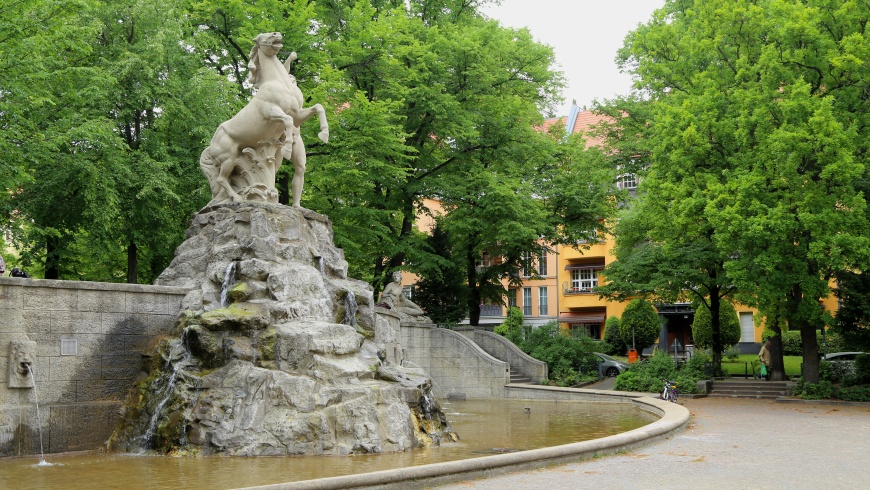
[240,396,690,490]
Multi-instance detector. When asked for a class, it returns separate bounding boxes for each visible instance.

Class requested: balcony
[480,304,504,317]
[564,287,596,295]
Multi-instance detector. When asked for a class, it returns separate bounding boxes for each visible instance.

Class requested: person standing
[758,340,772,381]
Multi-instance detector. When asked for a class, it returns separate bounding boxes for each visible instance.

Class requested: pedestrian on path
[758,340,771,380]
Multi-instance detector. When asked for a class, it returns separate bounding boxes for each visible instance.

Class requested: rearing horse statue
[200,32,329,207]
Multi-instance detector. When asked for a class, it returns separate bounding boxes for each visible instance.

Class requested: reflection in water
[0,399,656,490]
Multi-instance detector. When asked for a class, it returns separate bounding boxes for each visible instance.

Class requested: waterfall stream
[27,368,52,466]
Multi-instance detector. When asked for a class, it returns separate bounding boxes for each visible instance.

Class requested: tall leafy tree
[610,0,870,382]
[4,0,236,282]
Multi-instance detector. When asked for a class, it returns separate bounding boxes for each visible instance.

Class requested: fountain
[107,32,454,456]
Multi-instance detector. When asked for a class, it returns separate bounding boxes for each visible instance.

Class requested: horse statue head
[247,32,284,89]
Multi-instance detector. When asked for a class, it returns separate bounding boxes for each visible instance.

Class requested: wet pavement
[436,397,870,489]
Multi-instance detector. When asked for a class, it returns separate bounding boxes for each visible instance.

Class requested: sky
[481,0,665,116]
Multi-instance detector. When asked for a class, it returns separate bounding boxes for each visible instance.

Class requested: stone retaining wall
[460,329,547,382]
[397,322,508,399]
[0,278,189,456]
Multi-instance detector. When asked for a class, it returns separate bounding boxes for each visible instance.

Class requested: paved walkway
[436,398,870,489]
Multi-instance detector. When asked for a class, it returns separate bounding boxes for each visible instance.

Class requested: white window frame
[523,287,532,316]
[537,248,548,276]
[571,269,598,291]
[538,286,548,316]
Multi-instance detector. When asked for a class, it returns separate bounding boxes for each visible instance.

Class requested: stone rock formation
[109,202,453,456]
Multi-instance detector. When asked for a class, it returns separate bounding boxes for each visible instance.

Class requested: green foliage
[792,380,836,400]
[855,354,870,385]
[412,223,469,324]
[520,322,599,387]
[618,299,661,352]
[611,0,870,385]
[764,329,845,357]
[494,307,525,345]
[691,301,741,351]
[834,386,870,402]
[603,316,626,355]
[613,350,701,394]
[834,271,870,351]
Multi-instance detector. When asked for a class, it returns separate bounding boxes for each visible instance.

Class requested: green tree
[603,315,625,356]
[411,222,469,324]
[613,0,870,382]
[619,299,661,354]
[834,271,870,352]
[691,300,741,351]
[494,307,525,345]
[4,0,235,282]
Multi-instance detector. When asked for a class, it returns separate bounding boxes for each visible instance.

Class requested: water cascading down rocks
[108,31,454,456]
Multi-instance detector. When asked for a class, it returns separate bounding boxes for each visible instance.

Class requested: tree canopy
[601,0,870,382]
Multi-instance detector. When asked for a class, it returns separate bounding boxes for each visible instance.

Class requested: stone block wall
[0,278,189,456]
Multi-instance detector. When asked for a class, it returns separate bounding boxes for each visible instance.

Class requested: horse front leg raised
[294,104,329,143]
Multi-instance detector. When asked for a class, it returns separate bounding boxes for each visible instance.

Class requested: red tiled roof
[570,110,610,148]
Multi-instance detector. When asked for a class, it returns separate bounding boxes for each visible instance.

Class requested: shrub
[520,322,599,386]
[793,379,836,400]
[619,299,661,353]
[691,301,741,352]
[835,385,870,402]
[854,354,870,384]
[494,307,525,345]
[603,316,626,356]
[612,350,702,395]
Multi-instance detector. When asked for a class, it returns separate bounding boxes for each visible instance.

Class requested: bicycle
[660,379,679,403]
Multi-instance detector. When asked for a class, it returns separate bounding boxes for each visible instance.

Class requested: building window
[478,252,492,268]
[402,286,413,301]
[739,312,754,343]
[570,323,601,339]
[508,289,517,309]
[571,269,599,291]
[523,287,532,316]
[538,287,548,316]
[537,248,548,276]
[521,251,533,277]
[617,173,638,190]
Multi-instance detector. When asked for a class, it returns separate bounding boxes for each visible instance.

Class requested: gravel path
[436,398,870,489]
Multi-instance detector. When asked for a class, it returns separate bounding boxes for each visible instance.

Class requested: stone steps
[509,368,535,385]
[709,380,788,399]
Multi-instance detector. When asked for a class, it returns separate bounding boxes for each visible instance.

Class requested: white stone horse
[200,32,329,207]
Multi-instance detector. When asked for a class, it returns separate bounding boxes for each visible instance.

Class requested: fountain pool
[0,399,657,489]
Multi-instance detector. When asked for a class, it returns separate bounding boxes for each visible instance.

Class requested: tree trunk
[466,246,481,326]
[800,323,821,383]
[710,291,723,374]
[768,324,787,381]
[127,240,138,284]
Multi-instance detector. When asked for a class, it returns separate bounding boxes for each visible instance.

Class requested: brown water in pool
[0,399,656,490]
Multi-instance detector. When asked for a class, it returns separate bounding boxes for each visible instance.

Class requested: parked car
[595,353,629,377]
[822,352,865,361]
[822,352,867,378]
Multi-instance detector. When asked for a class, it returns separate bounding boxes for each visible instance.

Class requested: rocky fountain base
[109,203,454,456]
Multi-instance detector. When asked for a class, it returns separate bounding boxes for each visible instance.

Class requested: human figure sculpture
[377,272,430,321]
[200,32,328,207]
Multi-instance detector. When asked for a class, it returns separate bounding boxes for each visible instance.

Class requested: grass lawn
[721,354,802,377]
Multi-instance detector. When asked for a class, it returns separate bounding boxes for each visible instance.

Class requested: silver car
[595,353,629,377]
